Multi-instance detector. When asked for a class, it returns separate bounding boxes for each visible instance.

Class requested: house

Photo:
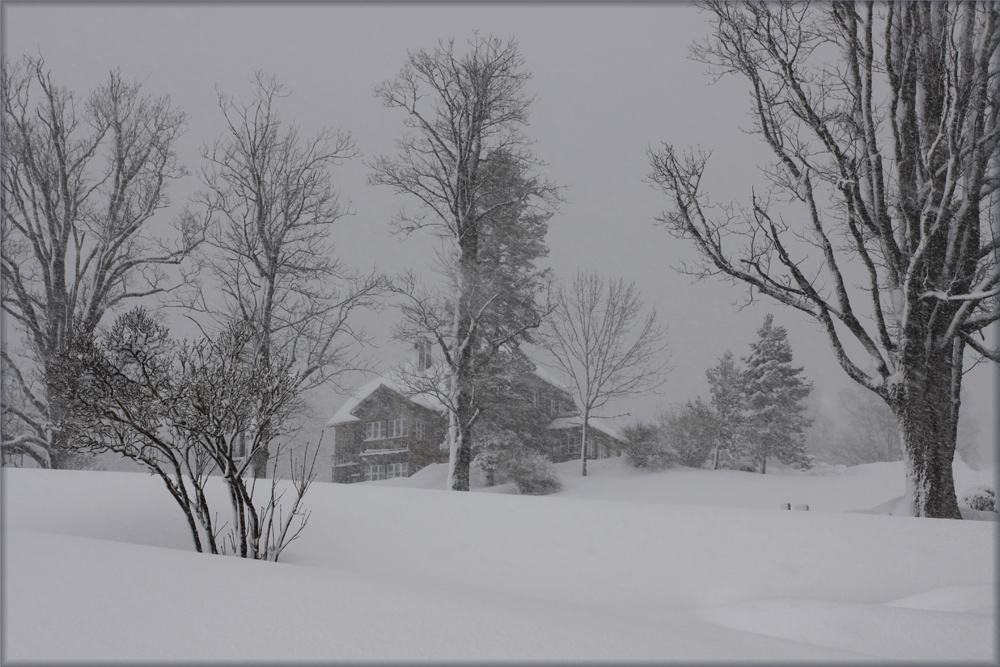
[327,346,623,484]
[326,375,449,483]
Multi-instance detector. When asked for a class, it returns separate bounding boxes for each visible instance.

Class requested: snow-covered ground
[4,457,996,661]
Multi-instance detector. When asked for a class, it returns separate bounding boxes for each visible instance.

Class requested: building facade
[327,358,622,483]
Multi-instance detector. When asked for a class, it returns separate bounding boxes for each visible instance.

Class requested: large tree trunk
[448,389,474,491]
[444,332,477,491]
[45,372,74,470]
[891,349,963,519]
[446,203,480,492]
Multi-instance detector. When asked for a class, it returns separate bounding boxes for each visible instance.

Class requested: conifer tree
[705,350,743,470]
[660,397,716,468]
[740,315,812,473]
[471,346,551,486]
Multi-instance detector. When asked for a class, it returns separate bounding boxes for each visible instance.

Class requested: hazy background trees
[627,314,811,474]
[808,385,903,467]
[1,56,200,468]
[648,2,999,517]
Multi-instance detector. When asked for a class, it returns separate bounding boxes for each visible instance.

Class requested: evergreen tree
[740,315,812,473]
[471,347,551,486]
[660,397,717,468]
[621,420,675,471]
[705,350,744,469]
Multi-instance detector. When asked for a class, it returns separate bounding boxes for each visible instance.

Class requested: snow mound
[696,596,995,661]
[885,583,996,614]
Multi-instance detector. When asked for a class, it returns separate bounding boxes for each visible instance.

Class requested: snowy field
[4,457,997,662]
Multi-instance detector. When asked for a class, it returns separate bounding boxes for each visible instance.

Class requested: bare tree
[54,309,221,553]
[648,2,998,518]
[540,270,670,476]
[836,385,903,465]
[1,56,200,468]
[370,35,560,491]
[194,73,387,476]
[55,307,313,560]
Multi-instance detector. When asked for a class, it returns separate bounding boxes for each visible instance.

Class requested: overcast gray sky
[3,2,995,464]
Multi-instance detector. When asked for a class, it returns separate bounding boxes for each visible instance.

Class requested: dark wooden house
[327,354,622,484]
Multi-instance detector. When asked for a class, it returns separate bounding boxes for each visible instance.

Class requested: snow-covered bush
[962,487,996,512]
[506,451,562,495]
[621,422,675,471]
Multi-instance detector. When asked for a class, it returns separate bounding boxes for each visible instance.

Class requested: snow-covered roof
[546,416,622,441]
[326,375,446,427]
[532,366,570,391]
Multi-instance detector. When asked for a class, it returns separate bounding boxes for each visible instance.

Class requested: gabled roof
[531,366,570,391]
[326,375,446,427]
[546,416,623,441]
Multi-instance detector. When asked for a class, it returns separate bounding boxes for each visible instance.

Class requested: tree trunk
[892,351,963,519]
[580,413,589,477]
[446,206,479,492]
[448,430,472,491]
[449,391,474,491]
[45,370,72,469]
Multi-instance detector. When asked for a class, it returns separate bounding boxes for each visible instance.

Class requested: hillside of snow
[4,458,996,662]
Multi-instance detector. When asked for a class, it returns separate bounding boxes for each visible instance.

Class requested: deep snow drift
[4,458,996,661]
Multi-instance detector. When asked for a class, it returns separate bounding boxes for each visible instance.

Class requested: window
[417,339,433,370]
[530,390,539,408]
[365,421,387,441]
[555,431,577,459]
[549,398,558,415]
[364,462,409,481]
[386,462,409,478]
[388,417,409,439]
[364,464,386,481]
[366,418,410,441]
[415,421,425,440]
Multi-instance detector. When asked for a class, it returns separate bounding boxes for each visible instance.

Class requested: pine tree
[740,315,813,473]
[705,350,744,469]
[471,346,551,486]
[660,397,717,468]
